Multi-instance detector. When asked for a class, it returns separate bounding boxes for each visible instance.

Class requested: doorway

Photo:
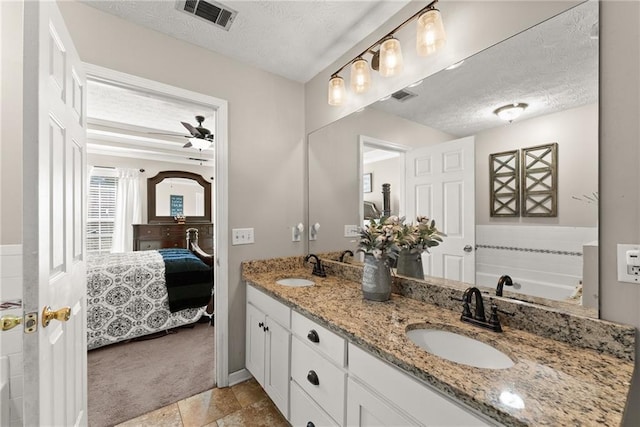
[83,64,229,423]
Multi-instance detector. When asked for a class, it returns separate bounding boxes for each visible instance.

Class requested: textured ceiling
[80,0,411,83]
[87,80,216,165]
[371,0,598,137]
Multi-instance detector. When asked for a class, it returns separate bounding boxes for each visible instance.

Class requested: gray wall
[599,1,640,424]
[58,1,306,373]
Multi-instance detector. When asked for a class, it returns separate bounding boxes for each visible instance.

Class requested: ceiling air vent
[176,0,238,31]
[391,89,418,103]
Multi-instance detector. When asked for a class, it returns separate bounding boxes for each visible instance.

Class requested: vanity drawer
[290,380,339,427]
[291,336,346,423]
[348,344,491,426]
[292,310,346,367]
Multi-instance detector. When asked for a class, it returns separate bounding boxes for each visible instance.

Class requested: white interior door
[405,137,475,283]
[22,1,87,425]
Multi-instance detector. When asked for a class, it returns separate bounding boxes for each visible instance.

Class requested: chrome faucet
[496,275,513,296]
[460,286,502,332]
[304,254,326,277]
[339,250,354,263]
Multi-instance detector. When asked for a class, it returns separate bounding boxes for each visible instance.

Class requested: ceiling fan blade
[181,121,203,137]
[183,141,193,148]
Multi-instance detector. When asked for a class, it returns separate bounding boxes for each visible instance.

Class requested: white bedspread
[87,251,202,350]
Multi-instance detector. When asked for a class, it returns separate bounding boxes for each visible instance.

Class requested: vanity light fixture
[416,4,446,56]
[379,37,404,77]
[350,58,372,93]
[327,0,445,105]
[328,75,346,106]
[494,103,528,123]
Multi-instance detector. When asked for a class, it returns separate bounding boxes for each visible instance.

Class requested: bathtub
[476,272,579,301]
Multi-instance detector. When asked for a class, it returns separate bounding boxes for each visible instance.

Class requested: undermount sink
[406,328,514,370]
[276,278,314,287]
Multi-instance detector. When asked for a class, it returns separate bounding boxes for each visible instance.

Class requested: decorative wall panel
[490,150,520,217]
[522,143,557,217]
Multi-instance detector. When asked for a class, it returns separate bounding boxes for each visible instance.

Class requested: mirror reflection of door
[405,137,475,283]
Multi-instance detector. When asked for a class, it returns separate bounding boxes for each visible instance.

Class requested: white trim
[228,368,253,387]
[0,245,22,256]
[358,135,409,222]
[82,63,230,387]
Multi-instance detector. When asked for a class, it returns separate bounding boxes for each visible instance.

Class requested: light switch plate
[617,244,640,283]
[344,225,360,237]
[232,228,254,245]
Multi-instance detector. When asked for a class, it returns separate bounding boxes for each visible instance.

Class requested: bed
[87,236,213,350]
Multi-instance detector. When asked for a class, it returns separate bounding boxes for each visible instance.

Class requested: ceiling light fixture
[327,0,445,106]
[494,103,528,122]
[188,138,214,151]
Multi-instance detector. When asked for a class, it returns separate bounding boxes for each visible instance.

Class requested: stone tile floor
[116,378,289,427]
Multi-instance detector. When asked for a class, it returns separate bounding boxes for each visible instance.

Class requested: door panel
[406,137,475,283]
[23,1,87,425]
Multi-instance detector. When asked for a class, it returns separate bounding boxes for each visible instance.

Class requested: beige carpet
[88,321,215,427]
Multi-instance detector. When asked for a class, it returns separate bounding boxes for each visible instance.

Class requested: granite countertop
[242,259,634,427]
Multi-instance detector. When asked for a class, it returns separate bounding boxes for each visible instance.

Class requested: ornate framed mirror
[147,171,212,223]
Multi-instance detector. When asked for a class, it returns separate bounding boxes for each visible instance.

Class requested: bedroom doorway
[83,64,229,424]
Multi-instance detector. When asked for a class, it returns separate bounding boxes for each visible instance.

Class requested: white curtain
[111,168,142,253]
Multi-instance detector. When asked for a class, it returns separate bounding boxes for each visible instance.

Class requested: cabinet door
[265,317,290,418]
[347,378,415,427]
[245,303,266,386]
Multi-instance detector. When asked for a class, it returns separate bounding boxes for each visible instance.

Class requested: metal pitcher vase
[396,249,424,280]
[362,254,391,301]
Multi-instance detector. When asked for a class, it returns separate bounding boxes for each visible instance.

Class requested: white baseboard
[227,368,252,387]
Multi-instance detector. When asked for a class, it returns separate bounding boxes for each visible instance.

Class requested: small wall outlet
[617,244,640,283]
[232,228,254,245]
[344,225,360,237]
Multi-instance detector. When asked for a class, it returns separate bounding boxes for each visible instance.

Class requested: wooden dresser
[132,223,214,253]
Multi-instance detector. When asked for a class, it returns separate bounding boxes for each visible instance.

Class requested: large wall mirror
[308,1,599,318]
[147,170,212,223]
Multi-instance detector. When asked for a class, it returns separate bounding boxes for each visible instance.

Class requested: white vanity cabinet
[289,310,347,426]
[245,285,291,418]
[348,344,494,426]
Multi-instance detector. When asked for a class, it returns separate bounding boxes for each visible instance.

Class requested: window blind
[87,173,118,253]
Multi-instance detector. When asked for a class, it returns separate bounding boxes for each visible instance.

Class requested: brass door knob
[1,315,22,331]
[42,306,71,327]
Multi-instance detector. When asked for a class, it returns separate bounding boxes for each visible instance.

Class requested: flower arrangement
[357,216,403,260]
[174,214,186,224]
[397,216,444,254]
[358,215,443,260]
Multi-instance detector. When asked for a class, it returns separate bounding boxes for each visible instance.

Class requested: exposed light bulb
[350,58,371,94]
[379,37,404,77]
[416,7,447,56]
[327,76,346,106]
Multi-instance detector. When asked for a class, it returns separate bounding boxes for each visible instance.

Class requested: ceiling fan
[151,115,214,149]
